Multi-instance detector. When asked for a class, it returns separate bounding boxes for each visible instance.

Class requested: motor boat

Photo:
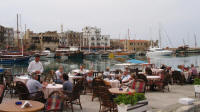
[146,47,173,57]
[42,50,54,58]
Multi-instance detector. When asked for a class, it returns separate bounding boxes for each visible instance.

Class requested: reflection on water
[1,54,200,74]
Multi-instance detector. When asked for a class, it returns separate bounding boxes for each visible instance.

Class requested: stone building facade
[82,26,110,50]
[0,25,14,49]
[110,39,158,53]
[27,30,59,51]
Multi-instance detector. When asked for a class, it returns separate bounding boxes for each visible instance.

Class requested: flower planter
[117,100,148,112]
[194,85,200,93]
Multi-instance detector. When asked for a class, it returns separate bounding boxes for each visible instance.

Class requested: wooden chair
[154,71,170,92]
[63,79,84,112]
[44,91,65,112]
[0,84,5,104]
[98,86,117,112]
[172,71,185,84]
[132,79,146,93]
[3,71,15,98]
[15,81,45,103]
[92,78,105,101]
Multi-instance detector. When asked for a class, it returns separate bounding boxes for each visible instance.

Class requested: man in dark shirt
[63,73,73,92]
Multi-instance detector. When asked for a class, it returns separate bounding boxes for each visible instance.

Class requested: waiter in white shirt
[27,54,44,81]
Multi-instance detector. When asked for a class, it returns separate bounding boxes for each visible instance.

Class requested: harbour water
[1,54,200,75]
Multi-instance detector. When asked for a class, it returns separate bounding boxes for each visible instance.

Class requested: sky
[0,0,200,48]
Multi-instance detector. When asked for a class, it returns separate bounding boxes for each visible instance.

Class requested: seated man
[103,67,110,78]
[123,73,136,87]
[145,67,152,76]
[121,71,131,83]
[26,75,46,96]
[55,65,64,84]
[63,73,73,92]
[86,71,94,88]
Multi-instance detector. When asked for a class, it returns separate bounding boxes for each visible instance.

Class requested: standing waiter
[27,54,44,81]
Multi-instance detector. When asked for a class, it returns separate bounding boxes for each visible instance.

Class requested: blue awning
[126,59,147,64]
[0,68,4,73]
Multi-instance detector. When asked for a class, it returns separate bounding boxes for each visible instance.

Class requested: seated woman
[44,70,55,83]
[63,73,73,92]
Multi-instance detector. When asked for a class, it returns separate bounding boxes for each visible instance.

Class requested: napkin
[21,101,32,108]
[178,98,195,105]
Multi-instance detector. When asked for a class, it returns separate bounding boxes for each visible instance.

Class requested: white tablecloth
[14,75,30,84]
[68,73,83,83]
[183,72,189,80]
[72,69,89,74]
[152,69,163,75]
[43,84,63,98]
[147,76,161,79]
[104,79,120,88]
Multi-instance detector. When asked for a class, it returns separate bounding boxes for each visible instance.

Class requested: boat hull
[0,56,30,64]
[146,51,173,56]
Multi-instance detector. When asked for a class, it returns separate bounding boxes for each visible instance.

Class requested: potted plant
[114,93,148,112]
[194,78,200,97]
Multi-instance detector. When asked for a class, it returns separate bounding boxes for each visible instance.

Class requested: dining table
[68,72,84,84]
[14,75,31,84]
[0,100,44,112]
[43,84,63,98]
[109,88,135,95]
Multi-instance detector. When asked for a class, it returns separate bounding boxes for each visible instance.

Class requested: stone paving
[2,85,197,112]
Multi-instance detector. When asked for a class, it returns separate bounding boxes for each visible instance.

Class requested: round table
[43,84,63,98]
[109,88,135,95]
[14,75,30,84]
[0,100,44,112]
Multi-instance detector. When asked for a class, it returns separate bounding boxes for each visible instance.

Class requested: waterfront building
[61,31,83,47]
[121,40,151,52]
[0,25,14,49]
[110,39,158,53]
[27,31,59,51]
[82,26,110,51]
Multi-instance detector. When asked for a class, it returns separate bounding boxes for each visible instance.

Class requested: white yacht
[42,50,54,58]
[146,47,173,56]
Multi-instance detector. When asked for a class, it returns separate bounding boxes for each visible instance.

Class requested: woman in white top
[55,65,64,84]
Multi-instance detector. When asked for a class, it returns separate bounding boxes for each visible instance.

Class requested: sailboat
[146,27,173,57]
[0,14,30,64]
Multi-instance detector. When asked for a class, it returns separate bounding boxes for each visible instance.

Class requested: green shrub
[114,93,146,105]
[194,78,200,85]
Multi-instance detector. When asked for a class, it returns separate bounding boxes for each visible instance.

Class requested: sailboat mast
[17,14,20,49]
[128,28,130,52]
[194,33,197,48]
[158,28,161,48]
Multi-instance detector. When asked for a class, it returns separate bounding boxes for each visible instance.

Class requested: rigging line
[161,26,173,48]
[163,29,174,48]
